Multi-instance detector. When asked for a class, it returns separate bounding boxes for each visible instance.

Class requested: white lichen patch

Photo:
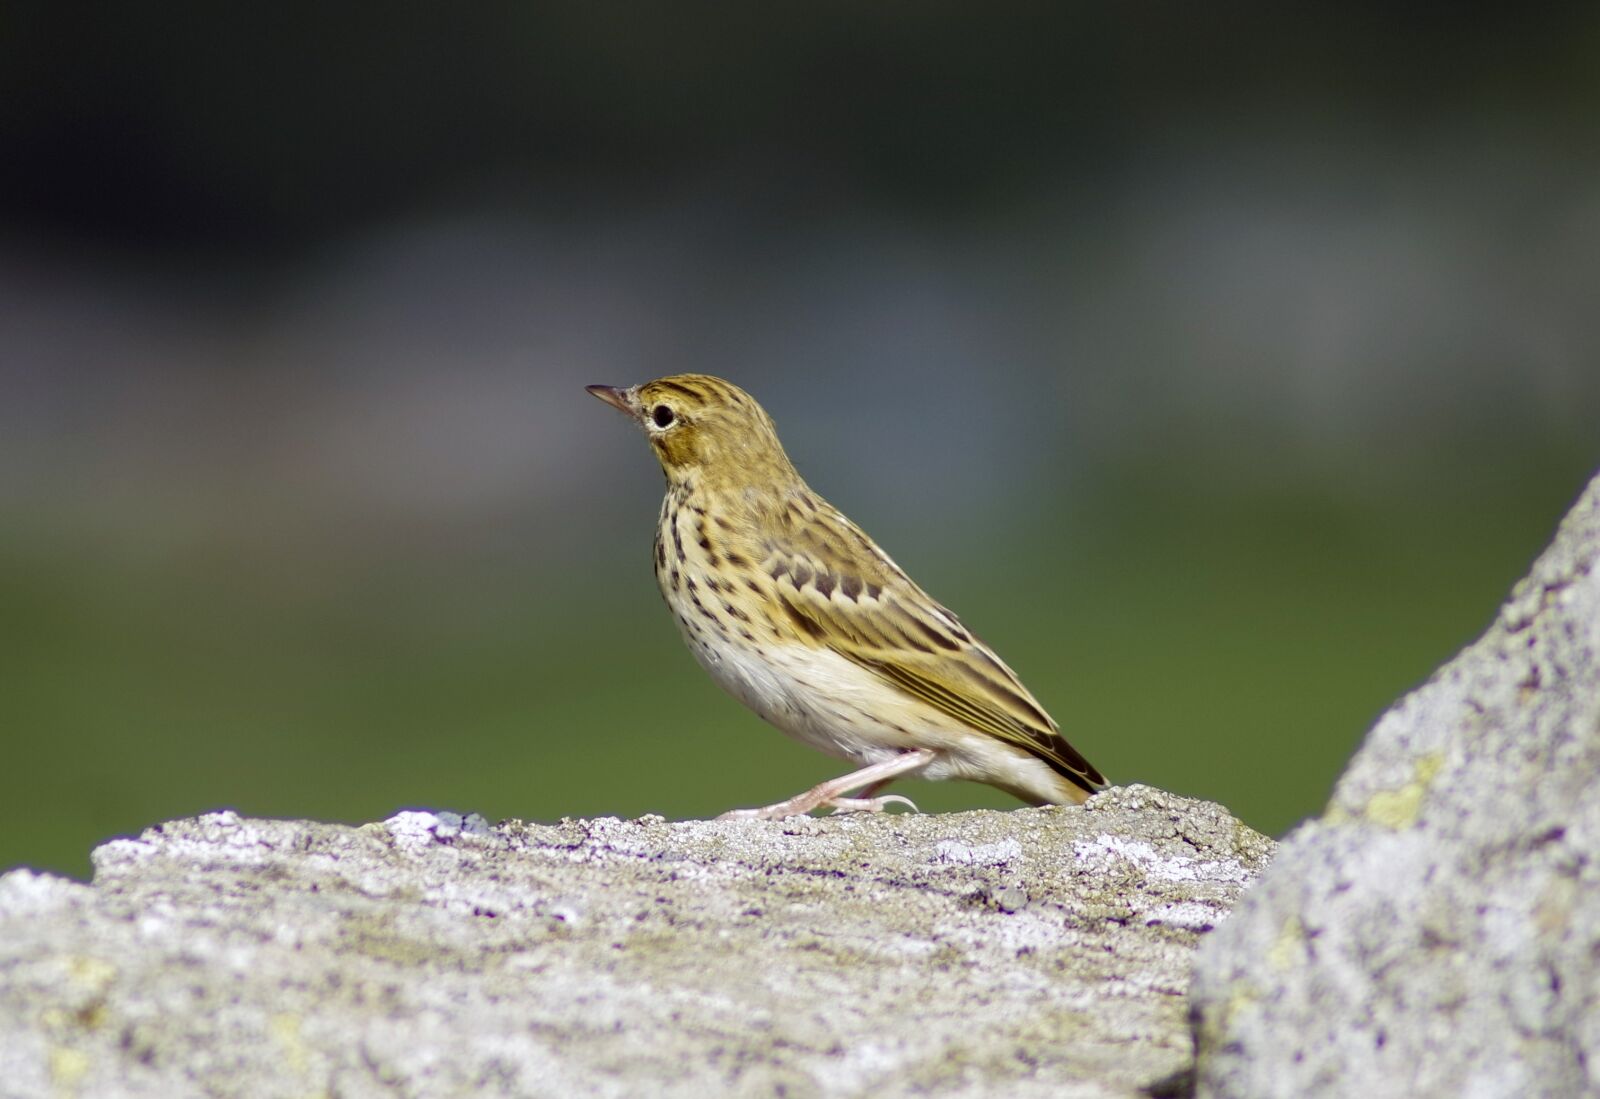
[1073,835,1251,886]
[0,870,87,918]
[384,811,450,852]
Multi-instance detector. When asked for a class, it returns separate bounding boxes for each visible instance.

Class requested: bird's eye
[651,405,676,428]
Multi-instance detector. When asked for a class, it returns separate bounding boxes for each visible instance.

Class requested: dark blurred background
[4,6,1598,878]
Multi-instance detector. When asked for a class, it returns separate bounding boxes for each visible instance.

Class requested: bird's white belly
[682,626,912,765]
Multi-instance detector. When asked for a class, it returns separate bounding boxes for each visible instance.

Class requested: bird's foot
[715,749,935,821]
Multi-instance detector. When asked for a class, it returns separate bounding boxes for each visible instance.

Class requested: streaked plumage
[587,374,1106,818]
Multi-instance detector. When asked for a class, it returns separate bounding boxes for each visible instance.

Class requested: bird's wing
[762,495,1105,796]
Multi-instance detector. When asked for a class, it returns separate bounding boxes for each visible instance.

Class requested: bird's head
[586,374,797,488]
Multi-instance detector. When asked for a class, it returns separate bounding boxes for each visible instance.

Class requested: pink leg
[717,750,935,821]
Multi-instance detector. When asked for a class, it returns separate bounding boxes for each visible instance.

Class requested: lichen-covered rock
[0,787,1269,1098]
[1192,471,1600,1099]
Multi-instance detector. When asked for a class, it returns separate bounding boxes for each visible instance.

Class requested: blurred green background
[3,7,1598,878]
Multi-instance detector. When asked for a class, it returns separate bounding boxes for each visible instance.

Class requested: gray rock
[1192,471,1600,1099]
[0,786,1270,1099]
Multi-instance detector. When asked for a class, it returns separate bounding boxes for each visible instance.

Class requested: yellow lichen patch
[269,1012,310,1075]
[1363,752,1444,829]
[49,1046,89,1089]
[1196,980,1261,1056]
[68,956,116,993]
[1267,915,1305,972]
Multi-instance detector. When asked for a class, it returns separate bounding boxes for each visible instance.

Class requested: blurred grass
[1,454,1591,879]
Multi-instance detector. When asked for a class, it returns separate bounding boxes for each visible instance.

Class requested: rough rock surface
[0,785,1269,1099]
[1192,471,1600,1099]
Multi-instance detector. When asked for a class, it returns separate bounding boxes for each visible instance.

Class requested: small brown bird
[587,374,1106,819]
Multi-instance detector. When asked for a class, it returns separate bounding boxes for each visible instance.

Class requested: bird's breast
[652,491,911,763]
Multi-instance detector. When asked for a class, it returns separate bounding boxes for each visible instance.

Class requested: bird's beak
[585,384,641,421]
